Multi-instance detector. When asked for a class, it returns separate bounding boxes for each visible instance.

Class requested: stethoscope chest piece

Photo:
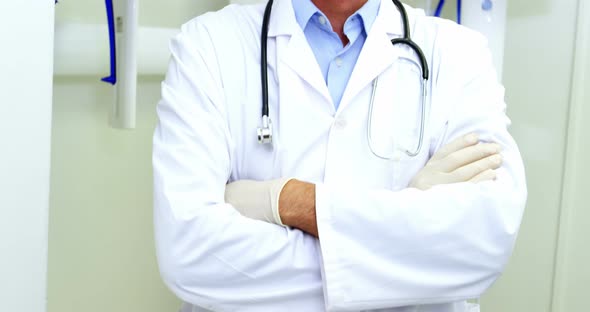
[257,115,273,144]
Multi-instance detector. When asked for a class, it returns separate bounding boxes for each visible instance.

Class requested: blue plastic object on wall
[101,0,117,85]
[433,0,462,25]
[434,0,445,18]
[457,0,462,24]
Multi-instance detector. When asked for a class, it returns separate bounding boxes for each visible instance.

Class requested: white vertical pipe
[462,0,507,80]
[110,0,138,129]
[424,0,434,16]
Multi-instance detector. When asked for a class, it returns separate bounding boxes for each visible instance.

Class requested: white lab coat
[152,0,527,311]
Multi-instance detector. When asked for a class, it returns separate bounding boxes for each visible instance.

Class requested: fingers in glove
[452,154,503,182]
[470,169,497,183]
[440,142,502,172]
[431,133,480,161]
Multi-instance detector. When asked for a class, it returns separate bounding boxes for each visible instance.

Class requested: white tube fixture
[53,24,177,76]
[462,0,507,80]
[110,0,139,129]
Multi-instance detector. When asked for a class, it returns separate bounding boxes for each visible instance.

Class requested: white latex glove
[225,178,293,226]
[410,133,503,191]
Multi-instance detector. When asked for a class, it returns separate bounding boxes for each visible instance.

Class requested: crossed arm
[228,133,504,238]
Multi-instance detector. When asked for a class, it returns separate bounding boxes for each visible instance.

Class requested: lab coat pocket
[370,57,432,191]
[369,56,425,160]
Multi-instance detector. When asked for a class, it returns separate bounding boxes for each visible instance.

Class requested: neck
[312,0,368,45]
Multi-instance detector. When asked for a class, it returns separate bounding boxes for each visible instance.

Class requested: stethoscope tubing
[258,0,430,159]
[260,0,274,118]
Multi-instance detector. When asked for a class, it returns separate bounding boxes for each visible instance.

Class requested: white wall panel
[482,0,579,311]
[0,1,54,312]
[552,0,590,310]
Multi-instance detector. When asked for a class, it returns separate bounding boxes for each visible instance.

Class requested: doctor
[153,0,527,311]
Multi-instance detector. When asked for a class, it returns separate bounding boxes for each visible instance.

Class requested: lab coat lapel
[281,32,332,105]
[339,0,404,111]
[269,0,332,107]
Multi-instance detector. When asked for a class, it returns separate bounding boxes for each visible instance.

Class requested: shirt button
[318,16,327,25]
[335,57,343,67]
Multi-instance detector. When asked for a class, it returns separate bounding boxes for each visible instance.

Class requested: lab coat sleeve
[315,27,527,310]
[153,21,323,311]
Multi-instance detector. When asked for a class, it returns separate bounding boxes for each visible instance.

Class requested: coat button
[334,119,347,129]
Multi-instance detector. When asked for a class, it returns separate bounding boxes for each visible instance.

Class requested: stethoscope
[257,0,429,160]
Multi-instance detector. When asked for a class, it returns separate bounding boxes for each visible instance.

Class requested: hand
[225,178,293,226]
[409,133,503,191]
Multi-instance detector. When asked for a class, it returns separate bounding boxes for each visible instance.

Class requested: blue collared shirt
[292,0,380,110]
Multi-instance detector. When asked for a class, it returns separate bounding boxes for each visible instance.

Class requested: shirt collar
[293,0,318,30]
[292,0,381,33]
[354,0,380,32]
